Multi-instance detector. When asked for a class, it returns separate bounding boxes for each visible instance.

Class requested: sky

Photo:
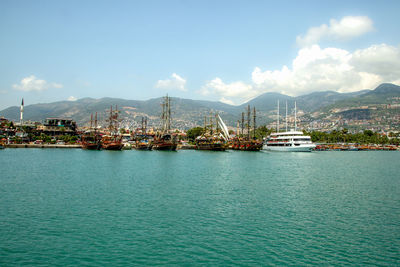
[1,0,400,110]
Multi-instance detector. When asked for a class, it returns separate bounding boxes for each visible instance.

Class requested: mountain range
[1,83,399,129]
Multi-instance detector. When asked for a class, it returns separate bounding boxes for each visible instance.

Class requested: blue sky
[1,0,400,109]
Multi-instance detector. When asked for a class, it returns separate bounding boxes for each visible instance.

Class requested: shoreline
[5,144,81,149]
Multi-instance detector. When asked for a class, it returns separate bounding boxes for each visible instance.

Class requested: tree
[186,127,204,141]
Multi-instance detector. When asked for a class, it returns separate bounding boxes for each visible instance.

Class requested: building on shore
[36,118,77,136]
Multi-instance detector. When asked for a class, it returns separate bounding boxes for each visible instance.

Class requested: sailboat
[152,95,177,151]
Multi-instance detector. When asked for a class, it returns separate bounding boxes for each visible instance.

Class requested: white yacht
[263,130,315,152]
[263,100,315,152]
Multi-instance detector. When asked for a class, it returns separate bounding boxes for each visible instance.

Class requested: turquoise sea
[0,149,399,265]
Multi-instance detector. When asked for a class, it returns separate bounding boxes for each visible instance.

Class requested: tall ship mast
[101,105,124,150]
[152,95,177,151]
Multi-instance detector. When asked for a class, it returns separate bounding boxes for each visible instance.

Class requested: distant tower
[20,98,24,126]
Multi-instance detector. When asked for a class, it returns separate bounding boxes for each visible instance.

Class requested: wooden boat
[135,140,153,150]
[231,139,263,151]
[81,113,102,150]
[102,135,123,150]
[152,95,177,151]
[152,134,177,151]
[101,105,123,151]
[195,137,226,151]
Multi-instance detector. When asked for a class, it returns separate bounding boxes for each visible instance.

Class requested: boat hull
[81,142,102,150]
[152,142,177,151]
[102,142,124,150]
[263,144,315,152]
[135,143,153,150]
[195,143,226,151]
[231,141,263,151]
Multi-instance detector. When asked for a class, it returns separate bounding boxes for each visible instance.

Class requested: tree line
[186,126,400,145]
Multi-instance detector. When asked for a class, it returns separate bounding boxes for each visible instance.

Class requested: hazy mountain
[321,83,400,112]
[1,83,399,129]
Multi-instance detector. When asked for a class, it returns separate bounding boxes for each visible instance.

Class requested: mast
[95,112,98,134]
[215,114,219,133]
[90,113,93,129]
[204,116,207,134]
[277,100,279,132]
[209,114,213,134]
[241,112,244,137]
[144,117,147,135]
[247,105,250,140]
[109,105,113,132]
[237,120,240,137]
[253,107,256,140]
[161,95,171,134]
[285,101,288,132]
[294,101,297,131]
[167,95,171,132]
[114,105,119,134]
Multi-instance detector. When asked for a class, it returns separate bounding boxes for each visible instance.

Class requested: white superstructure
[263,131,315,152]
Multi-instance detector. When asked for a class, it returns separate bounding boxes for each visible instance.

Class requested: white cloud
[203,43,400,104]
[252,44,400,95]
[297,16,373,46]
[199,16,399,104]
[155,73,187,91]
[219,97,234,105]
[200,78,257,105]
[68,96,77,101]
[13,75,63,92]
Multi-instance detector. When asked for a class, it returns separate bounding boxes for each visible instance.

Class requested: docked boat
[102,105,123,151]
[195,114,229,151]
[81,113,102,150]
[152,133,177,151]
[232,139,263,151]
[263,101,315,152]
[231,105,263,151]
[134,117,153,150]
[102,135,124,150]
[152,95,177,151]
[82,134,102,150]
[195,135,226,151]
[263,131,315,152]
[135,140,153,150]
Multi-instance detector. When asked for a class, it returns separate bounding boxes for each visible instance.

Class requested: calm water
[0,149,399,265]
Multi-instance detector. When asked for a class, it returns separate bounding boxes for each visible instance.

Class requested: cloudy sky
[1,0,400,109]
